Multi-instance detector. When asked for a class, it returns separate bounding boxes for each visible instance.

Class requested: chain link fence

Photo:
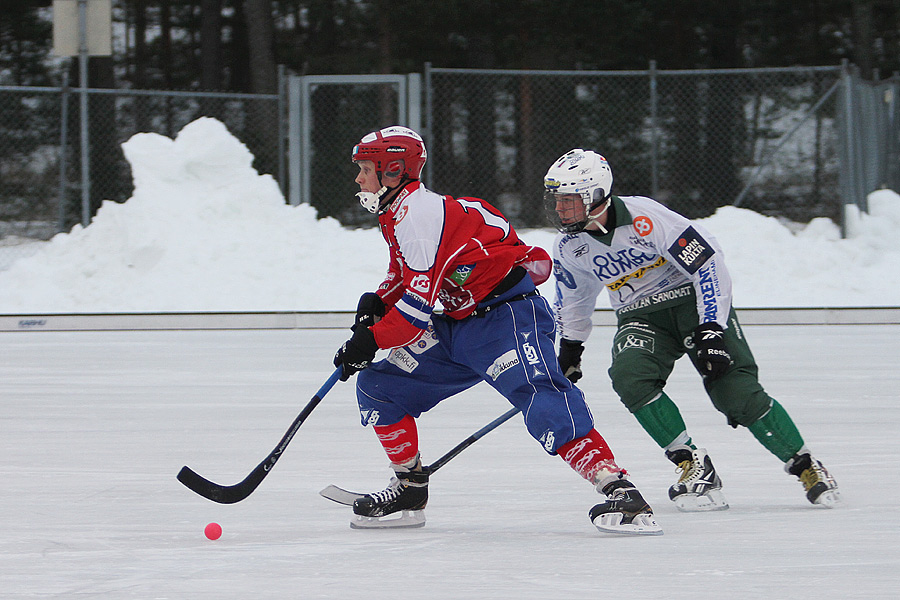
[840,71,900,214]
[425,64,845,227]
[0,83,281,268]
[2,63,896,271]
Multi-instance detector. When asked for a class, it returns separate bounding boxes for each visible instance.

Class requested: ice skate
[589,479,663,536]
[665,446,729,512]
[785,452,840,508]
[350,456,429,529]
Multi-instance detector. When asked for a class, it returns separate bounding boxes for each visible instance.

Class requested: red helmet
[351,126,427,180]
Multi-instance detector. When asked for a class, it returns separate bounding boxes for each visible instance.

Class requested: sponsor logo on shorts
[522,342,540,365]
[614,332,656,355]
[361,409,381,426]
[487,349,520,381]
[409,322,439,354]
[388,348,419,373]
[541,430,556,453]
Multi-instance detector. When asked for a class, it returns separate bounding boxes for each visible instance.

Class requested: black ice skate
[350,457,429,529]
[785,452,840,508]
[589,479,663,536]
[665,446,729,512]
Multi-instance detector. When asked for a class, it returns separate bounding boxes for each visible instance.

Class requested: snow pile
[0,117,897,313]
[0,118,385,312]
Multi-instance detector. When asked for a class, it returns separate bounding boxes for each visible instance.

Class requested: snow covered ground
[2,325,897,598]
[0,117,898,313]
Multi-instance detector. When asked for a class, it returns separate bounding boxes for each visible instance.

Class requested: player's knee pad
[609,364,664,413]
[708,379,772,428]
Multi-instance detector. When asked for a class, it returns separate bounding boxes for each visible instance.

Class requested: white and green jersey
[552,195,733,342]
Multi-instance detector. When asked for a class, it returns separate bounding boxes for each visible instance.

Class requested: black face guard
[544,192,611,234]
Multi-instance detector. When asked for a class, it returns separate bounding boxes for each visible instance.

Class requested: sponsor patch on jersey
[633,216,654,237]
[410,273,431,294]
[487,349,520,381]
[606,256,668,292]
[668,226,714,274]
[449,263,475,286]
[553,260,578,290]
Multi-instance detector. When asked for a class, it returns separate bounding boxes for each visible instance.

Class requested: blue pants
[355,277,595,454]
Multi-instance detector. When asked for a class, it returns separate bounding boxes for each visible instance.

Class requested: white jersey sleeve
[552,234,604,342]
[633,198,733,327]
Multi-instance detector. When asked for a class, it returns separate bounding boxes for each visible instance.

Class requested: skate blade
[592,512,663,536]
[350,510,426,529]
[812,489,841,508]
[673,489,729,512]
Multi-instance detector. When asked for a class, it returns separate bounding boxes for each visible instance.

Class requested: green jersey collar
[586,196,631,246]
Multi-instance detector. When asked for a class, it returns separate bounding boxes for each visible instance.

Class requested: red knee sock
[558,429,625,483]
[373,413,419,466]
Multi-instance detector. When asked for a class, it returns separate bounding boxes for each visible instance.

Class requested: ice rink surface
[2,324,898,599]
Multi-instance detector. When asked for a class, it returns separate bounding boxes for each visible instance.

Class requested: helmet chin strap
[584,197,612,234]
[357,175,410,214]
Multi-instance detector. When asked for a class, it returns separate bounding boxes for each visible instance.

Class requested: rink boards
[1,306,899,331]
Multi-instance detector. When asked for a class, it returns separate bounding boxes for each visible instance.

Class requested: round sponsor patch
[633,216,653,236]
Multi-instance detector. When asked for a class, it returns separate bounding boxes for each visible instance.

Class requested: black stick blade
[177,464,265,504]
[176,367,341,505]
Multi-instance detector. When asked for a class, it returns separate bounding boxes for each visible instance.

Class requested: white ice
[1,118,898,598]
[2,325,898,598]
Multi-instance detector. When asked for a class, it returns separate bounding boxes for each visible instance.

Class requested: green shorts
[608,287,772,427]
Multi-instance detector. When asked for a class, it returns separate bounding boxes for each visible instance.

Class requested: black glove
[693,322,732,381]
[558,339,585,383]
[351,292,386,332]
[334,325,379,381]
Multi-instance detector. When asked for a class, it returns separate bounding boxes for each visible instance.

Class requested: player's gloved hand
[334,325,379,381]
[558,339,585,383]
[693,322,732,381]
[351,292,385,332]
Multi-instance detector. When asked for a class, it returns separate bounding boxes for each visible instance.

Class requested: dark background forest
[1,1,898,91]
[0,1,897,231]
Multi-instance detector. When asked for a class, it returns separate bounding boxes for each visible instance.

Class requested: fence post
[839,59,858,238]
[58,72,70,232]
[277,64,286,199]
[77,0,92,227]
[649,60,659,199]
[423,61,433,186]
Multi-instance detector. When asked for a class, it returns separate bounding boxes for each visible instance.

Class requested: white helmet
[543,149,614,233]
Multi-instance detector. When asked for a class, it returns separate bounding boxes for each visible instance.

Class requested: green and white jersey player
[544,149,840,511]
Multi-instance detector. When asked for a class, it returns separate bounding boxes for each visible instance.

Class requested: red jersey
[371,181,551,350]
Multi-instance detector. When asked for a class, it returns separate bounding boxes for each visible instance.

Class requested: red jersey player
[332,126,661,535]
